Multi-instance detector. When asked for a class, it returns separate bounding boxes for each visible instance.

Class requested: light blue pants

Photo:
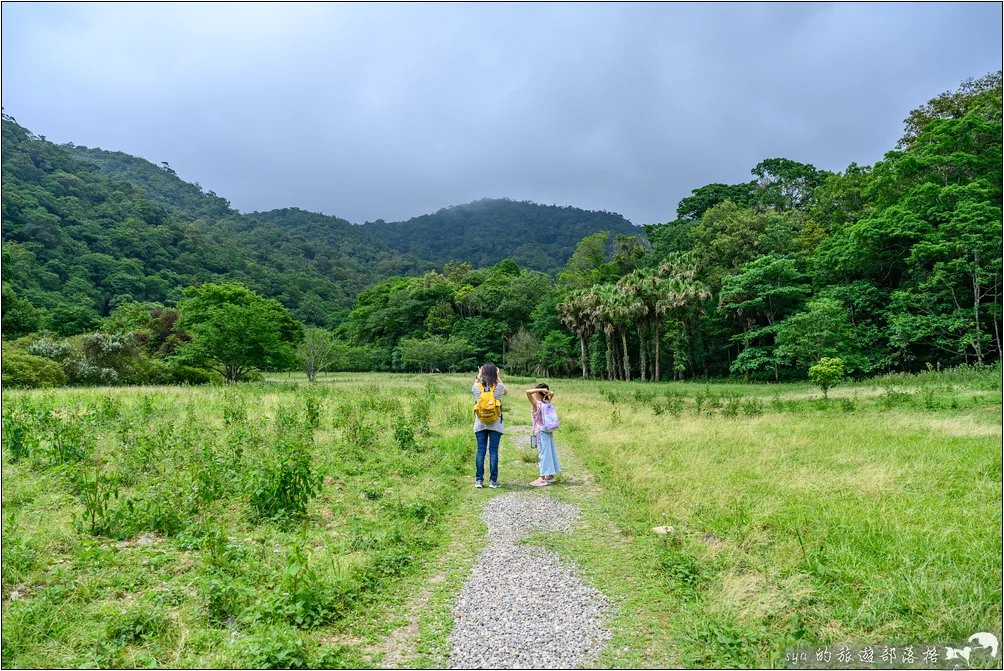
[537,430,560,477]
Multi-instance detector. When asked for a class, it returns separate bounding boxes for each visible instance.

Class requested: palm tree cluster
[557,254,710,381]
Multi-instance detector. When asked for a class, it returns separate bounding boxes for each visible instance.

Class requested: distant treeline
[2,71,1000,386]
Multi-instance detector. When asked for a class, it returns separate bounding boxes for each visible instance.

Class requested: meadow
[1,366,1001,668]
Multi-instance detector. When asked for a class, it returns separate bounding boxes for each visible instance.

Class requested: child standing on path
[526,383,560,487]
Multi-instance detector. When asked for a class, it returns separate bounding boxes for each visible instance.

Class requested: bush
[171,364,215,385]
[1,349,67,388]
[105,602,172,645]
[248,417,320,521]
[133,357,174,385]
[742,398,764,417]
[808,357,845,399]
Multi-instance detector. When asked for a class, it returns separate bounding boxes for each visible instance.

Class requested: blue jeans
[475,430,501,483]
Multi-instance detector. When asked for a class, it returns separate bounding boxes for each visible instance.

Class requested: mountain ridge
[2,117,644,335]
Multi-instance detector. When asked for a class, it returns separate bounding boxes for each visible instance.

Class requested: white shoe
[475,480,483,488]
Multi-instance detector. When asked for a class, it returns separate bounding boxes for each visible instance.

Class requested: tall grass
[552,367,1002,666]
[1,379,474,668]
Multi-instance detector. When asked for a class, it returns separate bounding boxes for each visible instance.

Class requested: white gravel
[447,493,611,669]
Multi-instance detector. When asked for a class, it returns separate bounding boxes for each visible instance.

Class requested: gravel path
[447,493,611,669]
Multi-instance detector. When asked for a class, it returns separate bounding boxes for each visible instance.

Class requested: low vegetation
[2,366,1000,668]
[2,378,472,668]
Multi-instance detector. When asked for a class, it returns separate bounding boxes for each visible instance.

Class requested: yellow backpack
[474,383,501,423]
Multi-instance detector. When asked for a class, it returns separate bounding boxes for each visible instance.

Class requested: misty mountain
[363,198,640,274]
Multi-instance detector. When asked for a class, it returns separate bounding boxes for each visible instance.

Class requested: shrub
[249,419,320,521]
[106,602,171,645]
[241,627,312,669]
[879,385,913,410]
[742,398,764,417]
[410,397,431,435]
[270,539,330,627]
[114,479,189,537]
[664,393,685,417]
[26,338,73,361]
[133,357,174,385]
[1,350,67,389]
[172,364,215,385]
[73,462,119,536]
[633,389,655,403]
[2,411,40,463]
[808,357,845,399]
[693,392,706,416]
[200,574,254,623]
[47,415,95,465]
[393,418,417,450]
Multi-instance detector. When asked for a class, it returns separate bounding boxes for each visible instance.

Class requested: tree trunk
[605,328,615,381]
[972,263,984,365]
[621,331,631,382]
[639,324,648,382]
[579,334,589,380]
[654,315,661,382]
[612,331,622,380]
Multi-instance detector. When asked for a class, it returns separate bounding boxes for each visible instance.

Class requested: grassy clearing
[540,366,1003,667]
[3,367,1001,669]
[1,377,484,668]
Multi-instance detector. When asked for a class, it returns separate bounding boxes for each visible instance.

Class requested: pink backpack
[539,401,560,432]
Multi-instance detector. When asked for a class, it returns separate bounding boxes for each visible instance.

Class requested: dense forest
[362,199,639,273]
[2,71,1001,387]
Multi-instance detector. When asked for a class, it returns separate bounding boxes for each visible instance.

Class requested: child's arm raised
[525,389,540,412]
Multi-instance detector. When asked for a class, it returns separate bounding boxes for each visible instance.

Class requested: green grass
[2,367,1001,668]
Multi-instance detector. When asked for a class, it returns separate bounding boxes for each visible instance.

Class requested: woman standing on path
[527,383,560,486]
[472,362,507,488]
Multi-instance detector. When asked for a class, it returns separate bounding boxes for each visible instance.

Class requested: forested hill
[1,116,640,336]
[362,199,640,273]
[67,144,235,222]
[67,145,641,276]
[1,116,428,332]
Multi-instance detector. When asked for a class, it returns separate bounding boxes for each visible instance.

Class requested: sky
[2,2,1001,226]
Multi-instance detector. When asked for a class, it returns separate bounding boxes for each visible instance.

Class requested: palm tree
[618,270,661,381]
[609,288,638,381]
[557,289,597,380]
[658,253,711,380]
[591,284,621,380]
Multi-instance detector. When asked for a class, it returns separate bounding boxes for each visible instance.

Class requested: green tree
[298,328,338,382]
[505,327,541,376]
[177,283,302,382]
[750,158,828,211]
[396,336,475,373]
[774,298,865,373]
[558,231,611,289]
[898,70,1002,150]
[719,255,810,381]
[539,331,575,377]
[808,357,844,399]
[556,290,598,380]
[1,283,41,336]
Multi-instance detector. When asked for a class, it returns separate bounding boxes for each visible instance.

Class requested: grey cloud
[2,2,1001,225]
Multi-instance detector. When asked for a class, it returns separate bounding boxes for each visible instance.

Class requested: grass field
[2,367,1001,668]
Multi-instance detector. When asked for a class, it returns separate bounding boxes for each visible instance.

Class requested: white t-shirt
[472,381,506,434]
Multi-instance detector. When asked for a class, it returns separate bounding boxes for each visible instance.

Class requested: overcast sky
[2,3,1001,225]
